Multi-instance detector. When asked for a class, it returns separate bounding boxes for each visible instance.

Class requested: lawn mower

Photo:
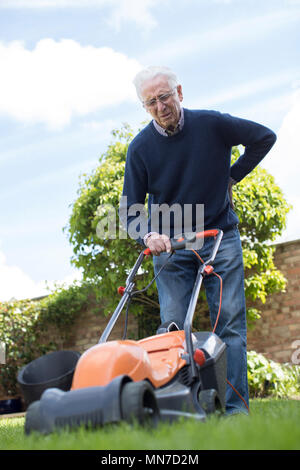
[22,229,227,434]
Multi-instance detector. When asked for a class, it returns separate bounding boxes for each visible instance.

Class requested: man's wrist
[143,232,156,246]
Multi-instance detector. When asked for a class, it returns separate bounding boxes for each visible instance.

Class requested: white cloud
[262,88,300,242]
[0,0,164,32]
[0,250,82,302]
[235,92,294,126]
[0,39,141,129]
[143,8,300,63]
[192,69,299,110]
[106,0,160,32]
[279,195,300,243]
[0,0,103,5]
[263,88,300,187]
[80,118,117,132]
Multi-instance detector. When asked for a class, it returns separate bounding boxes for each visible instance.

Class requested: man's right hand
[145,232,171,256]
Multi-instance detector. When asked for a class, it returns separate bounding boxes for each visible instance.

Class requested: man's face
[140,75,183,130]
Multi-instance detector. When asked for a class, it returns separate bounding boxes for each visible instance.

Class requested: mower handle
[169,229,219,251]
[99,229,222,344]
[183,228,223,378]
[143,229,220,255]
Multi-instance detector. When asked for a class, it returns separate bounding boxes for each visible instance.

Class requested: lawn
[0,398,299,451]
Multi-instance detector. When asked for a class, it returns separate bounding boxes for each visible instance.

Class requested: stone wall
[64,304,139,352]
[247,238,300,363]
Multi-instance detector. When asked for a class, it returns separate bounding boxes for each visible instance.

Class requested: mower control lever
[170,233,196,251]
[170,229,220,251]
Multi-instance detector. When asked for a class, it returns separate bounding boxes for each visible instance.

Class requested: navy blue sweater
[121,108,276,244]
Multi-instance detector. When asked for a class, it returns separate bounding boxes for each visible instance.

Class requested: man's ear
[177,84,183,102]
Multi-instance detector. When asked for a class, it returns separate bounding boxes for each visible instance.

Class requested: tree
[65,123,159,322]
[65,124,291,332]
[230,146,291,323]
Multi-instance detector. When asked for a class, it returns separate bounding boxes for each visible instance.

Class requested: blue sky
[0,0,299,301]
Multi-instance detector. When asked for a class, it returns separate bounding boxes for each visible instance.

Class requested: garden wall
[247,238,300,364]
[63,304,139,352]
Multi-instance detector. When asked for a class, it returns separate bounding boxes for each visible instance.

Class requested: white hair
[133,66,179,101]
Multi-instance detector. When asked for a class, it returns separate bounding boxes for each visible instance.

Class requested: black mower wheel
[198,389,222,415]
[120,380,160,426]
[24,400,41,435]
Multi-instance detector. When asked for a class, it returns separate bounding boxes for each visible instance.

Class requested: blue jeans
[153,226,249,415]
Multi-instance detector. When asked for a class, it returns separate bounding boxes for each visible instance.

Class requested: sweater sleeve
[217,113,277,183]
[119,144,149,244]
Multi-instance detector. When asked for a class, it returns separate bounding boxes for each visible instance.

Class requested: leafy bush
[0,298,51,396]
[0,280,97,396]
[247,350,300,398]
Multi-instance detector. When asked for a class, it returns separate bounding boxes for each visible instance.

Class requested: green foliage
[0,299,50,396]
[231,146,291,323]
[65,123,158,319]
[39,280,96,328]
[0,280,96,396]
[65,125,291,327]
[247,350,300,398]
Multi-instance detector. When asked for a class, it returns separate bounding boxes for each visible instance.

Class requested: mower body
[72,329,227,412]
[24,329,226,434]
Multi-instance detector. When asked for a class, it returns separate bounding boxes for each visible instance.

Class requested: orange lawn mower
[19,229,231,434]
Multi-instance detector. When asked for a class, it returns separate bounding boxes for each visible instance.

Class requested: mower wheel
[121,380,160,425]
[24,400,41,435]
[198,389,222,415]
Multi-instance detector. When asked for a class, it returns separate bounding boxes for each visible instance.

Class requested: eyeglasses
[143,89,176,109]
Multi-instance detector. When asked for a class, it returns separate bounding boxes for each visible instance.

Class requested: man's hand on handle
[145,232,171,256]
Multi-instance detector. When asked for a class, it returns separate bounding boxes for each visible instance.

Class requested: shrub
[247,350,300,398]
[0,280,97,396]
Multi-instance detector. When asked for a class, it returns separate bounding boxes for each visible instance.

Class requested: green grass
[0,399,300,451]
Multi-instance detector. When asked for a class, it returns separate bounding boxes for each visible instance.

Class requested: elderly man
[121,65,276,415]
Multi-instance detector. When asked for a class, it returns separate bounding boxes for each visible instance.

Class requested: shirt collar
[153,108,184,137]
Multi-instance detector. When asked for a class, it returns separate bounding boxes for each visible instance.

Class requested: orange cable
[192,249,249,413]
[191,249,222,333]
[226,379,249,412]
[211,271,223,334]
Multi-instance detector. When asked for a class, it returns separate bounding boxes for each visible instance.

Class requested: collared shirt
[153,108,184,137]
